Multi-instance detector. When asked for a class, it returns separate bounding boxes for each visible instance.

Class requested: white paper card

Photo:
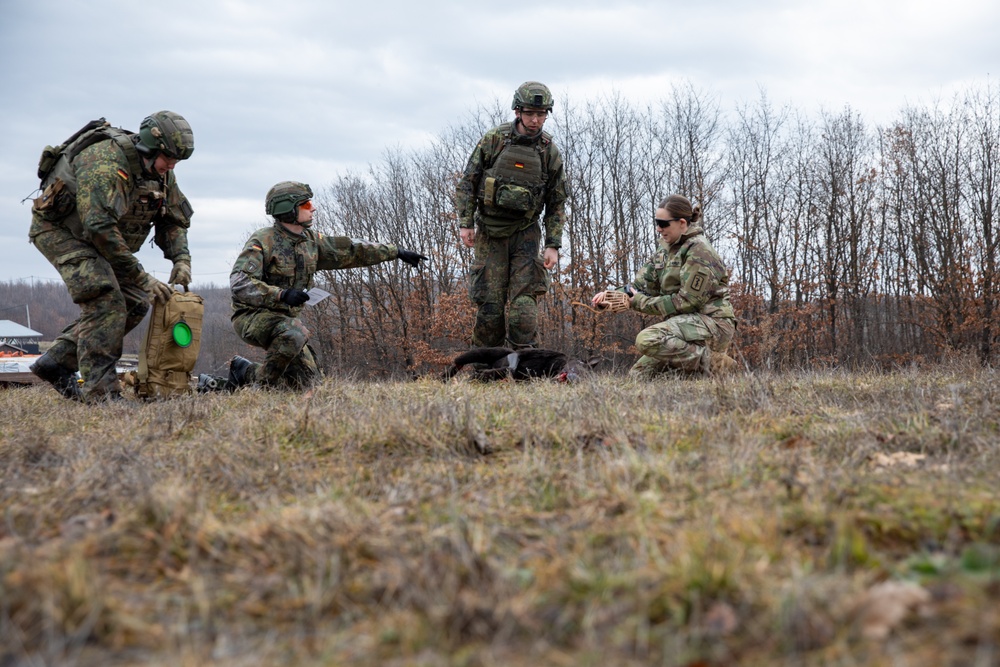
[306,287,331,305]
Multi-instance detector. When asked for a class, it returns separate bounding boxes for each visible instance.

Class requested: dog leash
[571,300,608,314]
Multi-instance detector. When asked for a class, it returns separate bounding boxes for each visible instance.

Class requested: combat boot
[706,350,739,377]
[29,353,82,400]
[227,356,255,390]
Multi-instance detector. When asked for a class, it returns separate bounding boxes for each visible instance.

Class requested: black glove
[280,288,310,307]
[397,248,428,268]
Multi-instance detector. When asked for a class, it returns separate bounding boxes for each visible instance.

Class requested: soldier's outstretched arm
[316,234,398,270]
[396,248,428,268]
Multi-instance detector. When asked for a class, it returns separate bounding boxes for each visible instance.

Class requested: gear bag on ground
[136,289,203,398]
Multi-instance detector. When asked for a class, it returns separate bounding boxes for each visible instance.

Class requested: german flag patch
[514,162,525,169]
[251,244,262,252]
[116,168,129,182]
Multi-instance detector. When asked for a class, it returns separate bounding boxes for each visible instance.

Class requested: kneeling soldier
[228,181,426,389]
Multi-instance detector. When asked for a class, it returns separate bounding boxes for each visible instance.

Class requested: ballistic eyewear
[654,217,680,228]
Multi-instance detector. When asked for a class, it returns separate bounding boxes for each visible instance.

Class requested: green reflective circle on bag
[172,321,193,348]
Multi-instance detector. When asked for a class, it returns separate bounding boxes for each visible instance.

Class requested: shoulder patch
[116,168,129,182]
[690,270,709,294]
[244,260,259,274]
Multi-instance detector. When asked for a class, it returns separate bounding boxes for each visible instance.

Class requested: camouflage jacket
[627,226,735,320]
[230,222,398,317]
[455,121,567,249]
[30,138,192,282]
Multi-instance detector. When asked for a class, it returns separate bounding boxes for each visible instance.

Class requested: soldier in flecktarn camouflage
[455,81,567,349]
[592,194,739,379]
[226,181,427,390]
[28,111,195,402]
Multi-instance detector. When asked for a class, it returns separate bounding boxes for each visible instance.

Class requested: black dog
[442,347,597,383]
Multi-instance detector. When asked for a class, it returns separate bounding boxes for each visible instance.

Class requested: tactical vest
[118,180,168,251]
[31,119,148,239]
[477,123,551,237]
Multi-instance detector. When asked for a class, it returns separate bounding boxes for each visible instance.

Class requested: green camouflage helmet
[512,81,554,111]
[266,181,313,216]
[138,110,195,160]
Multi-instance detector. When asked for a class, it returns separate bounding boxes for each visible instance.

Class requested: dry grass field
[2,362,999,666]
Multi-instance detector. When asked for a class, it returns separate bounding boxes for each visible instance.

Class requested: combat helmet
[137,110,195,160]
[266,181,313,217]
[512,81,554,111]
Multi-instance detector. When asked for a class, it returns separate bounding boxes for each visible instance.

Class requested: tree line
[5,81,998,376]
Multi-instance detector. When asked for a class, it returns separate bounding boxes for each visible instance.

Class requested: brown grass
[2,363,999,666]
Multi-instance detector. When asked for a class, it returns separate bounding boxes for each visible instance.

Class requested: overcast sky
[1,0,996,288]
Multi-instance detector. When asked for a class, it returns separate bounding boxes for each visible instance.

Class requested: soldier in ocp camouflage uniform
[455,81,567,349]
[29,111,195,402]
[592,194,738,379]
[227,181,427,390]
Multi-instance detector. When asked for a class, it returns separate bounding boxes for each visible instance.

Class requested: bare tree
[964,82,1000,364]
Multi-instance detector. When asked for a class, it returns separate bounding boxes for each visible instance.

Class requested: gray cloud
[2,0,996,284]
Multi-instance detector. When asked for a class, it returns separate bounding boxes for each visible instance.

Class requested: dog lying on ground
[441,347,598,383]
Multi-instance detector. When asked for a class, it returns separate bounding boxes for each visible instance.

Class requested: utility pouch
[494,183,534,213]
[32,178,75,221]
[37,145,62,180]
[483,176,497,208]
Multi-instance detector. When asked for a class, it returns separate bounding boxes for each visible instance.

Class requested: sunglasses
[299,200,314,211]
[654,217,680,228]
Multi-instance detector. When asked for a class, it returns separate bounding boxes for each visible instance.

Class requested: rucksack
[135,289,204,399]
[31,118,141,223]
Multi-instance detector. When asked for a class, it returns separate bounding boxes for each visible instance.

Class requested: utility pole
[0,303,31,329]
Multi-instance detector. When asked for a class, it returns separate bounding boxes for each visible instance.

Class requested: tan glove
[137,271,174,304]
[596,290,631,313]
[168,259,191,287]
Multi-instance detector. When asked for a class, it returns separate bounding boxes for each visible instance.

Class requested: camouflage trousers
[629,314,736,380]
[232,309,319,389]
[468,224,549,349]
[30,220,150,400]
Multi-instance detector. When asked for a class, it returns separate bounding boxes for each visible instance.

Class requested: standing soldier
[455,81,567,349]
[227,181,427,390]
[29,111,195,402]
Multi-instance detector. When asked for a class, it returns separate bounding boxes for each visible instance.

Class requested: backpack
[31,118,141,223]
[135,289,204,398]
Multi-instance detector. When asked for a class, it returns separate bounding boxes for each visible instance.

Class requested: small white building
[0,320,45,385]
[0,320,43,354]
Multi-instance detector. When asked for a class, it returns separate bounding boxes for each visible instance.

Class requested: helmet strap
[298,206,313,228]
[139,152,160,178]
[514,113,541,139]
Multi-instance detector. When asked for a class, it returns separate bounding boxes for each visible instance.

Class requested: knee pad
[271,322,309,357]
[126,301,150,329]
[477,302,504,326]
